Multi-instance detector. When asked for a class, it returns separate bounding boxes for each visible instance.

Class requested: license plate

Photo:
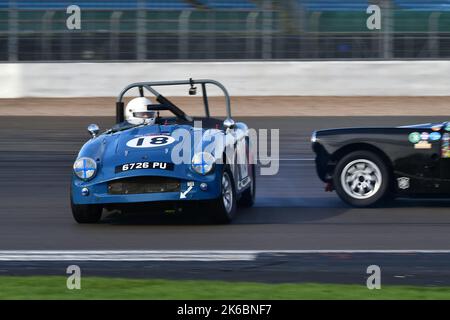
[115,161,174,173]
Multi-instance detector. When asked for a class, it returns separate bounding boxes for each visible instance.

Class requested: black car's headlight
[73,157,97,181]
[191,152,215,175]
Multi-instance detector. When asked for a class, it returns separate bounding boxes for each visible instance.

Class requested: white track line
[0,251,255,262]
[259,158,314,161]
[0,250,450,261]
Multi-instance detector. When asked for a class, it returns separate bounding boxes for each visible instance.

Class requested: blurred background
[1,0,450,62]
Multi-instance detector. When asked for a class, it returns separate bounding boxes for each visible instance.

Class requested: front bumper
[71,173,221,205]
[312,142,331,182]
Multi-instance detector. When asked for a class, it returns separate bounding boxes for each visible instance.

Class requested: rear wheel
[333,151,390,207]
[209,168,237,224]
[71,198,103,224]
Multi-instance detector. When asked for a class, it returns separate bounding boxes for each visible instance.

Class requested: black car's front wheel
[333,151,390,207]
[209,168,237,224]
[71,199,103,224]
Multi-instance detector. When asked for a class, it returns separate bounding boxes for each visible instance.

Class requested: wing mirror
[87,123,100,138]
[223,118,236,130]
[189,86,197,95]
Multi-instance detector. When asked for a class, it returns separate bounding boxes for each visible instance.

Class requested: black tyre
[238,164,256,207]
[209,167,237,224]
[333,150,390,207]
[71,199,103,224]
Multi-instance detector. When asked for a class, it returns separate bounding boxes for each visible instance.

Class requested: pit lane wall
[1,61,450,98]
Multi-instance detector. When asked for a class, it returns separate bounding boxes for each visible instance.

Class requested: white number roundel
[126,135,175,148]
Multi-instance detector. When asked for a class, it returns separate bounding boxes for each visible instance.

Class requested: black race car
[312,122,450,207]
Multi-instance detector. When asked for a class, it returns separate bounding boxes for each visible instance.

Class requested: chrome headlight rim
[191,152,216,175]
[73,157,97,181]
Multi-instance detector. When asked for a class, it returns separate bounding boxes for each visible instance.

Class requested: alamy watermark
[66,5,81,30]
[366,265,381,290]
[64,4,382,31]
[66,265,81,290]
[366,5,382,30]
[166,121,279,176]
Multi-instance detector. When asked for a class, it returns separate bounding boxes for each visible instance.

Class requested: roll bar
[115,79,232,124]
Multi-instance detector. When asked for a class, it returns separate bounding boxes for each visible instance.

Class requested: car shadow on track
[98,197,450,226]
[384,198,450,208]
[99,204,351,226]
[101,209,225,225]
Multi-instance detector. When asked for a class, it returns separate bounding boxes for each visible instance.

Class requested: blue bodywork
[72,79,253,212]
[72,122,232,206]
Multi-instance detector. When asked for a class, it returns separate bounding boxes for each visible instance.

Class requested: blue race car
[71,79,256,224]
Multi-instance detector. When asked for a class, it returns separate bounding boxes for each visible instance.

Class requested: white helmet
[125,97,156,125]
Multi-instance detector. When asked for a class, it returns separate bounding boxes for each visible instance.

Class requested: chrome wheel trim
[222,172,233,213]
[340,159,382,200]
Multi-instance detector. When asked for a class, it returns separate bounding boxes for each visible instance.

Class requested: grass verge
[0,276,449,299]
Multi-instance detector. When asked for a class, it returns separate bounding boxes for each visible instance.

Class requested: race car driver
[124,97,158,125]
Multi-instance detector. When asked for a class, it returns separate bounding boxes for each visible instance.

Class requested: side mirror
[189,86,197,95]
[223,118,235,130]
[87,123,99,138]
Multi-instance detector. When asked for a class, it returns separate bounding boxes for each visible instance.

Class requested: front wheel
[333,151,390,207]
[209,169,237,224]
[71,199,103,224]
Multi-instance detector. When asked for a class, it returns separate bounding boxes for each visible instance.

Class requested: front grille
[108,176,180,195]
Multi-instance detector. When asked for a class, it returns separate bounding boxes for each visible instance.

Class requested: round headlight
[191,152,215,175]
[73,157,97,180]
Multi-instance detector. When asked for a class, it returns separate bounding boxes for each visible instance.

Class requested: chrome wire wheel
[340,159,382,200]
[222,172,233,213]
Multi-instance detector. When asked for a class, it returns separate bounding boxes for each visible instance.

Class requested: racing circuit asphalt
[2,116,450,285]
[1,115,450,251]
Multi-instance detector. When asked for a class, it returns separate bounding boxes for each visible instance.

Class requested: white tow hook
[180,181,194,199]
